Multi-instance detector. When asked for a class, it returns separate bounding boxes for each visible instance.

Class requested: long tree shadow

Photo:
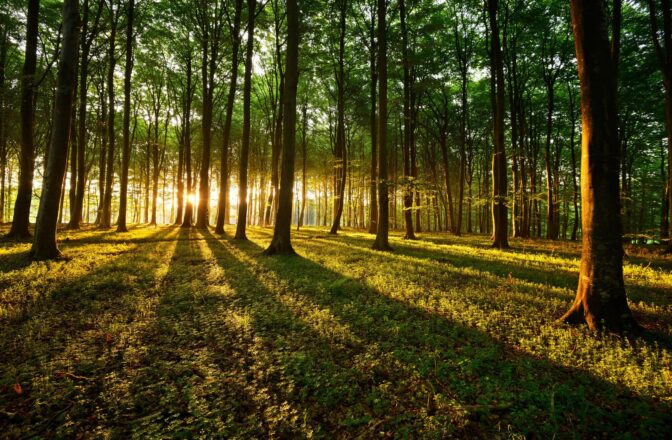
[304,231,672,309]
[0,227,176,438]
[204,230,672,439]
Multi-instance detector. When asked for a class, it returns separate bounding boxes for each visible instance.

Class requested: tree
[8,0,39,239]
[559,0,638,332]
[100,0,121,229]
[646,0,672,251]
[488,0,509,249]
[30,0,80,259]
[215,0,243,234]
[372,0,391,251]
[234,0,258,240]
[265,0,299,255]
[117,0,135,232]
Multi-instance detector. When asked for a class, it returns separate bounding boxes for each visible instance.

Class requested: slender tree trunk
[9,0,40,238]
[400,0,415,240]
[31,0,80,259]
[368,10,378,234]
[101,2,118,229]
[181,42,194,228]
[298,101,307,230]
[117,0,134,232]
[235,0,257,240]
[215,0,243,234]
[372,0,391,251]
[329,0,348,235]
[488,0,509,249]
[560,0,639,332]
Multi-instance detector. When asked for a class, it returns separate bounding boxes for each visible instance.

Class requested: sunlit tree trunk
[31,0,80,259]
[560,0,638,332]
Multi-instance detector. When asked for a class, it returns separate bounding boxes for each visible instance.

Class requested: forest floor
[0,225,671,439]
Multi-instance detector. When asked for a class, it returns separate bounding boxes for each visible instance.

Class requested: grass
[0,225,670,438]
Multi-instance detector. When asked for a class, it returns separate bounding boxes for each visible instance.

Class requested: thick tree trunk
[31,0,80,259]
[117,0,134,232]
[265,0,299,255]
[560,0,639,332]
[9,0,39,239]
[372,0,391,251]
[234,0,257,240]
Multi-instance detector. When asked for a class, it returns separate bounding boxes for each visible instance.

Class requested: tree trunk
[372,0,391,251]
[560,0,639,332]
[234,0,257,240]
[100,1,118,229]
[9,0,39,238]
[368,9,378,234]
[117,0,134,232]
[31,0,80,259]
[265,0,298,255]
[181,40,194,228]
[297,101,307,230]
[329,0,348,235]
[400,0,415,240]
[488,0,509,249]
[215,0,242,234]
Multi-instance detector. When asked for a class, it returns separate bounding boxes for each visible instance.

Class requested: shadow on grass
[204,230,672,438]
[301,230,672,310]
[0,227,175,438]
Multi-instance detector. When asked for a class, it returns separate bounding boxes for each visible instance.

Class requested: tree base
[372,239,393,252]
[30,246,65,261]
[5,230,32,241]
[558,292,643,334]
[263,240,296,256]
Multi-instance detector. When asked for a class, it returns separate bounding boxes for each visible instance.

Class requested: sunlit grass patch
[0,225,670,438]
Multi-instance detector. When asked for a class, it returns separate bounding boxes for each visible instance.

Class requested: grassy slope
[0,225,670,439]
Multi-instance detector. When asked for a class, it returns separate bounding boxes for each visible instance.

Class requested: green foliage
[1,225,670,438]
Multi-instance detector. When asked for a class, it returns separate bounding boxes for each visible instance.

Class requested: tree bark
[117,0,134,232]
[234,0,257,240]
[265,0,299,255]
[31,0,80,259]
[9,0,40,238]
[372,0,391,251]
[215,0,242,234]
[560,0,639,332]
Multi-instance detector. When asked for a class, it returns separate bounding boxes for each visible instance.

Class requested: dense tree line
[1,0,669,331]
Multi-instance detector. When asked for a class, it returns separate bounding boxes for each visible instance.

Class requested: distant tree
[559,0,639,332]
[30,0,80,259]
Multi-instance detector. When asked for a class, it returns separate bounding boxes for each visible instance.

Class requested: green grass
[0,225,670,439]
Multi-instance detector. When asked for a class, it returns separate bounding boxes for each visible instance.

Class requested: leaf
[12,383,22,395]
